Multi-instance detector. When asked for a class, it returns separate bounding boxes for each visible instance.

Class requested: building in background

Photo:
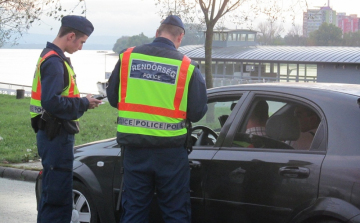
[179,29,360,87]
[303,6,337,37]
[303,0,360,36]
[337,13,359,34]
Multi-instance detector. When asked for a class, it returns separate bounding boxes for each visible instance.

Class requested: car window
[195,100,239,131]
[192,96,242,146]
[232,97,322,151]
[268,101,286,116]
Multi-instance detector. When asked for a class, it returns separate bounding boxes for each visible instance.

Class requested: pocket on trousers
[45,167,72,205]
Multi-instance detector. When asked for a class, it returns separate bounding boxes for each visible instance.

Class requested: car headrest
[218,115,229,127]
[266,114,300,141]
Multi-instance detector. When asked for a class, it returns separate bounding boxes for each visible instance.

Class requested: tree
[155,0,248,89]
[342,31,360,47]
[283,24,307,46]
[283,33,307,46]
[181,23,205,46]
[154,0,309,89]
[112,36,130,53]
[154,0,309,123]
[308,23,342,46]
[113,33,154,54]
[257,21,284,45]
[0,0,86,47]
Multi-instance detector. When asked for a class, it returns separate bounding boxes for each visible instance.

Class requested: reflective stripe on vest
[30,49,80,118]
[117,47,194,137]
[117,117,186,130]
[31,50,58,101]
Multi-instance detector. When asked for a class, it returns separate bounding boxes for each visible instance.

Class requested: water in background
[0,49,118,94]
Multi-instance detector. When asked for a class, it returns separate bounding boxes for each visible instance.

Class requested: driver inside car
[233,100,269,148]
[245,100,269,136]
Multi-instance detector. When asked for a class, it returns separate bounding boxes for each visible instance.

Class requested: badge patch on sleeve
[130,59,178,84]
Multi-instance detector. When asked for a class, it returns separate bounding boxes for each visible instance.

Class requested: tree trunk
[204,28,214,89]
[204,27,215,123]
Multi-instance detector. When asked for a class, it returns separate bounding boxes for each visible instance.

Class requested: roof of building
[179,45,360,64]
[210,29,258,33]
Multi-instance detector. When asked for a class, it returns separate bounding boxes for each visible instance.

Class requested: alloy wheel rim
[71,189,91,223]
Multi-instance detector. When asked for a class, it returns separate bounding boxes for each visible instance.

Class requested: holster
[62,120,80,134]
[31,115,46,133]
[41,111,62,141]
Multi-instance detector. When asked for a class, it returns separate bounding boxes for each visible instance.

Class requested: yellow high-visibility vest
[30,49,80,119]
[117,47,195,139]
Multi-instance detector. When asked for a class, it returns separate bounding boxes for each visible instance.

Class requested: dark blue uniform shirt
[107,37,207,122]
[40,42,89,120]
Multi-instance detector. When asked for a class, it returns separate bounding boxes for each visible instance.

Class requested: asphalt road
[0,178,37,223]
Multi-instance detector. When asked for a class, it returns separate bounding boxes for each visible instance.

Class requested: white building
[303,7,337,37]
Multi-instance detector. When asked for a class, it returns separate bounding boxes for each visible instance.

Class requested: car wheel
[317,220,342,223]
[307,218,342,223]
[71,180,99,223]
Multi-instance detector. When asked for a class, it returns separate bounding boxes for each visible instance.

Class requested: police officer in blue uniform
[107,15,208,223]
[33,15,101,223]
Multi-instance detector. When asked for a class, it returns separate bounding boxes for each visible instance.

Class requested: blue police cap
[161,15,185,34]
[61,15,94,36]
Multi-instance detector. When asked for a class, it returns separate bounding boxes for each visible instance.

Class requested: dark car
[36,83,360,223]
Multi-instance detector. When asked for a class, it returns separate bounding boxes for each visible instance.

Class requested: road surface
[0,178,37,223]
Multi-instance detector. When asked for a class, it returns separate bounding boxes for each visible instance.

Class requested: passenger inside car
[288,105,321,150]
[232,99,301,149]
[245,100,269,136]
[232,100,270,148]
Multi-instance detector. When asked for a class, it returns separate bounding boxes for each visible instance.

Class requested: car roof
[208,82,360,97]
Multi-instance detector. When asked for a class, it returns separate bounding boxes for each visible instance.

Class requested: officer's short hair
[157,24,184,37]
[58,26,86,39]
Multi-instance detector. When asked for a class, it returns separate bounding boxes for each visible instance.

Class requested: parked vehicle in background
[36,83,360,223]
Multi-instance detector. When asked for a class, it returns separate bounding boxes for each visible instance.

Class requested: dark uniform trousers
[37,128,74,223]
[121,146,191,223]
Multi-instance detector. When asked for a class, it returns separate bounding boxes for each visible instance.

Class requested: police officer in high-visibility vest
[30,15,101,223]
[107,15,208,222]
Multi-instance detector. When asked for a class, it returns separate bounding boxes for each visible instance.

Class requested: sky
[27,0,161,38]
[24,0,360,41]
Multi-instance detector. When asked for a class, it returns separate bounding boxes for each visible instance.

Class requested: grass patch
[0,94,118,163]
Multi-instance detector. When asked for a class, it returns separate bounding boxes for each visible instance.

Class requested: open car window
[192,96,242,146]
[232,97,322,151]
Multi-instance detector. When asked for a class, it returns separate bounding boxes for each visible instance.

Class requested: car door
[202,91,327,223]
[110,92,249,223]
[188,91,249,222]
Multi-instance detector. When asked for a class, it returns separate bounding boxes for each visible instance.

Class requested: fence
[0,82,32,97]
[0,82,90,98]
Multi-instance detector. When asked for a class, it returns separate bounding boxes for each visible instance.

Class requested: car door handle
[189,160,201,169]
[279,166,310,178]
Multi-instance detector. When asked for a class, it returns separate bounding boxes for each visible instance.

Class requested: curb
[0,166,40,182]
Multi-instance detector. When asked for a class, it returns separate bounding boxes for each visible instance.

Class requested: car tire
[318,220,342,223]
[72,180,99,223]
[307,218,342,223]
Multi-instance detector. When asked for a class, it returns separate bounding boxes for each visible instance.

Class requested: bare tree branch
[0,0,87,47]
[154,0,309,88]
